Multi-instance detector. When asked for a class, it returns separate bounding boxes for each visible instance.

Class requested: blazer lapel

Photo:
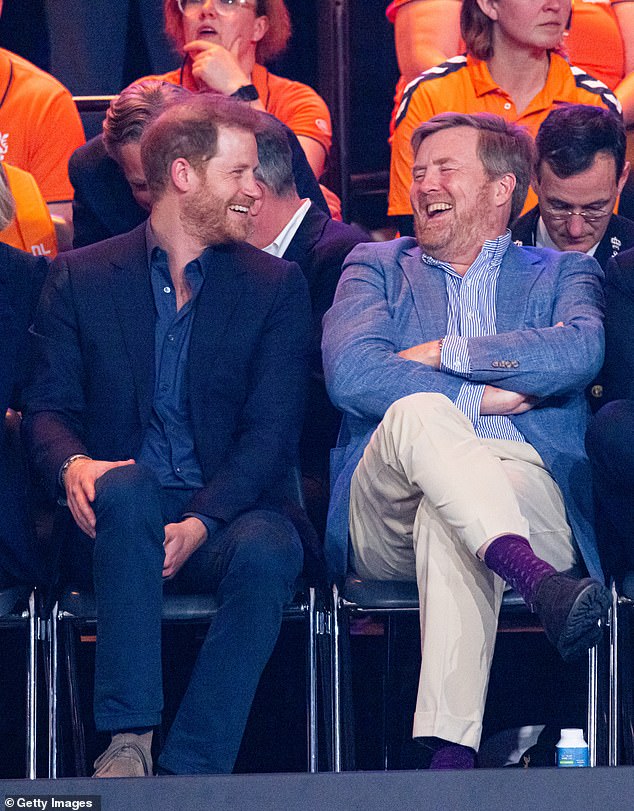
[108,227,155,425]
[189,245,247,363]
[400,246,449,340]
[283,204,325,266]
[495,243,543,333]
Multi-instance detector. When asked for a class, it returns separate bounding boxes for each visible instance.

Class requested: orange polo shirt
[0,49,85,204]
[566,0,626,90]
[389,52,622,217]
[141,62,332,156]
[0,164,57,257]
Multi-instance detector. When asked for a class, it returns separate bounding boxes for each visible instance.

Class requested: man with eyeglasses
[512,105,634,270]
[139,0,333,183]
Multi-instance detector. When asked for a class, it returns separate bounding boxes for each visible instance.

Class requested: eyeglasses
[177,0,257,15]
[542,206,612,223]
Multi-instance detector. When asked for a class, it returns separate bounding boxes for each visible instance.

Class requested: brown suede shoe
[93,732,153,778]
[533,574,610,662]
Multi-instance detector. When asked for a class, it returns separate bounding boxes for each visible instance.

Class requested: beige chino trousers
[349,393,577,749]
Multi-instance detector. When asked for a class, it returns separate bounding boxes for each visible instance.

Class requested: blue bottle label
[556,746,589,767]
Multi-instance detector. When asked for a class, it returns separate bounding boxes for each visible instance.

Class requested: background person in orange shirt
[389,0,621,235]
[387,0,634,125]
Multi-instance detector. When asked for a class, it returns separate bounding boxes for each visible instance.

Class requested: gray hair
[254,115,296,198]
[411,112,535,224]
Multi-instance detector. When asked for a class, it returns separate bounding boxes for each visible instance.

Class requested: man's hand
[480,385,536,415]
[184,38,253,96]
[163,517,208,580]
[398,339,442,368]
[64,458,136,538]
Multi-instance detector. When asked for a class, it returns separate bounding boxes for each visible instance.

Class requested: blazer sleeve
[464,252,605,398]
[22,256,91,497]
[322,242,463,421]
[601,254,634,403]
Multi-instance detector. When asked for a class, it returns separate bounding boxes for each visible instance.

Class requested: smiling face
[410,126,510,266]
[117,142,152,211]
[181,125,262,245]
[536,152,629,253]
[180,0,268,61]
[479,0,570,53]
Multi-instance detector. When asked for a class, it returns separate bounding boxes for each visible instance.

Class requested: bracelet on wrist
[59,454,91,487]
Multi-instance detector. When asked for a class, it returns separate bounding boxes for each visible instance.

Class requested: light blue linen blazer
[322,238,605,582]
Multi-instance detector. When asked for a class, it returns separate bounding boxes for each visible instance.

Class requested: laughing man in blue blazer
[24,96,310,777]
[322,113,609,770]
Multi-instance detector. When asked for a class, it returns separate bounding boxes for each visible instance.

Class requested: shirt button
[163,286,171,294]
[167,334,175,342]
[175,467,181,473]
[503,102,512,110]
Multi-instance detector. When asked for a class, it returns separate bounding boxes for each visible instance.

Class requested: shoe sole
[557,581,610,662]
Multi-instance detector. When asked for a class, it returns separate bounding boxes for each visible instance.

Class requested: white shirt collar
[536,216,599,257]
[262,199,312,258]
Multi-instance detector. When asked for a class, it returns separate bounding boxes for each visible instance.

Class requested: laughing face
[410,126,504,265]
[181,125,262,245]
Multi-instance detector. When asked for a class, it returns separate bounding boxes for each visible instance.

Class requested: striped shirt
[424,229,526,443]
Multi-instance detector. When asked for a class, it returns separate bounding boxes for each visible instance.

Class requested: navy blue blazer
[601,247,634,403]
[283,203,367,482]
[24,225,311,532]
[322,238,605,581]
[0,243,48,585]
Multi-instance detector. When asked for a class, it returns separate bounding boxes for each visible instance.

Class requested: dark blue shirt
[137,243,206,489]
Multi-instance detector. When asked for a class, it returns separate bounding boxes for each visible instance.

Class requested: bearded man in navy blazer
[24,95,311,777]
[322,113,610,770]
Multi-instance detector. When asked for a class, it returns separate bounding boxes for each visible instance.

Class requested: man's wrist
[59,454,92,488]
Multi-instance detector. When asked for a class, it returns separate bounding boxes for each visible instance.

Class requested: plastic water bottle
[556,728,589,767]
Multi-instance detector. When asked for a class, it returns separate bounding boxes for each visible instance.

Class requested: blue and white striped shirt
[423,230,526,444]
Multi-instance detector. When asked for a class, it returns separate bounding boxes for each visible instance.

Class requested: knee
[94,463,160,510]
[228,511,303,585]
[587,401,634,472]
[383,392,455,433]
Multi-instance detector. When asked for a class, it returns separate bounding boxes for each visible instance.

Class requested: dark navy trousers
[88,463,303,774]
[586,399,634,577]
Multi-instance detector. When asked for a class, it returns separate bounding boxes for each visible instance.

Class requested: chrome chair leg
[609,580,619,766]
[307,586,318,773]
[48,602,59,778]
[587,642,598,767]
[332,583,342,772]
[26,591,37,779]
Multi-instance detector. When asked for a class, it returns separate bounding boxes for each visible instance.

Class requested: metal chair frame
[331,578,602,771]
[607,577,634,766]
[48,584,324,777]
[0,587,39,778]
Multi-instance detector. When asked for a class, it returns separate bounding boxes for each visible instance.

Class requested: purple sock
[483,534,556,610]
[429,743,476,770]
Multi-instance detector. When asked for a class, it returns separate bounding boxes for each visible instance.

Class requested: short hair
[102,80,191,161]
[534,104,627,183]
[254,114,296,198]
[140,93,261,198]
[0,166,15,231]
[163,0,291,64]
[460,0,495,60]
[411,112,535,223]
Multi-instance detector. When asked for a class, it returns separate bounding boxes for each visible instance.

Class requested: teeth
[229,205,249,213]
[427,202,452,214]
